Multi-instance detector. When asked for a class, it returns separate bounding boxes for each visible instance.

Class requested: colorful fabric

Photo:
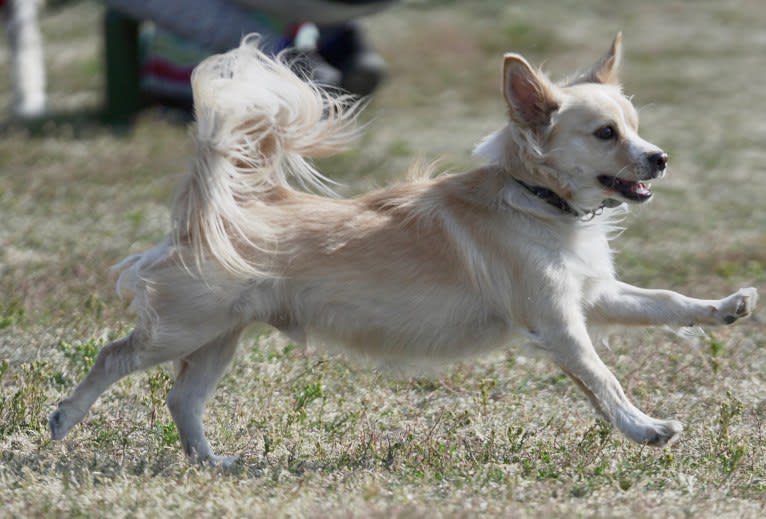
[140,26,207,100]
[105,0,290,53]
[138,13,293,101]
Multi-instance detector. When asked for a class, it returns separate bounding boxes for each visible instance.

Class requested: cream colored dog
[49,34,758,464]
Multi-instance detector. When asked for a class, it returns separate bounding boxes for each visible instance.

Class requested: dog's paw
[200,454,241,470]
[642,419,683,447]
[718,287,758,325]
[620,415,683,447]
[48,408,72,440]
[49,402,86,440]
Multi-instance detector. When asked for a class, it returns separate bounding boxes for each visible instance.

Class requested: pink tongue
[631,182,650,195]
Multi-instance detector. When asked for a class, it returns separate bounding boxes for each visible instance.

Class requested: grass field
[1,1,765,517]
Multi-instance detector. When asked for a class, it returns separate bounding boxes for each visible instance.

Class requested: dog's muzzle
[598,151,668,203]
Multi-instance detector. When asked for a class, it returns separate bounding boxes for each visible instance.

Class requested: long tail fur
[172,36,362,277]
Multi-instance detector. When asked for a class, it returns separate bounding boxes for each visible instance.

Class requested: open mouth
[598,175,653,202]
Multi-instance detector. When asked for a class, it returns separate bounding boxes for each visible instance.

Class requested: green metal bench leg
[103,8,141,126]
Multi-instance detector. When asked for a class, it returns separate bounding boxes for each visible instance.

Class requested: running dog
[49,33,758,464]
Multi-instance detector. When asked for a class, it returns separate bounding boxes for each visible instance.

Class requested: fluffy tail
[172,35,362,277]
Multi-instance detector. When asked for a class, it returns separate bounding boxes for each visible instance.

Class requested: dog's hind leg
[541,323,682,447]
[49,322,231,441]
[49,331,146,440]
[166,328,243,466]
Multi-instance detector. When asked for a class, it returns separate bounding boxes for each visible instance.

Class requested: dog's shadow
[10,435,385,481]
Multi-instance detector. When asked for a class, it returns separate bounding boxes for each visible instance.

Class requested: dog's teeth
[633,182,651,195]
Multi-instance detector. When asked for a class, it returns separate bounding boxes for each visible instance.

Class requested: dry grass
[1,1,765,517]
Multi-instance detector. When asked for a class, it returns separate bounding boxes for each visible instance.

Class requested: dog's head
[480,33,667,214]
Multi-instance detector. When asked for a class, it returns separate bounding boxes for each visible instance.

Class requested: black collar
[514,178,581,217]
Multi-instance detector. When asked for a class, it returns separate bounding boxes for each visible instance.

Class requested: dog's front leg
[588,282,758,328]
[538,321,682,446]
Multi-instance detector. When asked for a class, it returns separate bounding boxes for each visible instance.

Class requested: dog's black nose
[649,152,668,172]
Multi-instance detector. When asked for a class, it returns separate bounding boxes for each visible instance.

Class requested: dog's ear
[569,32,623,86]
[503,54,560,130]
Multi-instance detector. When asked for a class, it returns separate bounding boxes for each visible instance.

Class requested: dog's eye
[593,125,617,140]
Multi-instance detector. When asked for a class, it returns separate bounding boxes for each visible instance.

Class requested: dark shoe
[318,22,386,96]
